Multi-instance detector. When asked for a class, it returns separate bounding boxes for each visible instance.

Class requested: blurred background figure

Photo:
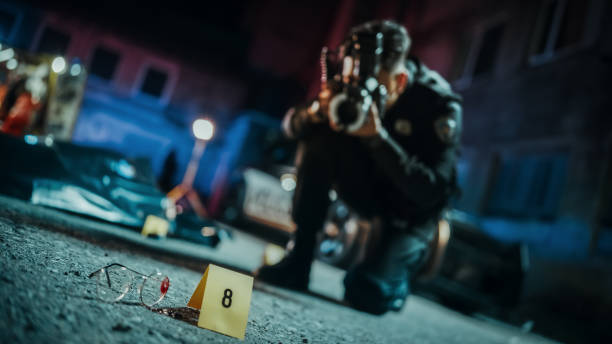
[0,63,47,135]
[0,74,29,134]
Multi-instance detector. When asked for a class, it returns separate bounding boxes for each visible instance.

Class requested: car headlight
[280,173,297,192]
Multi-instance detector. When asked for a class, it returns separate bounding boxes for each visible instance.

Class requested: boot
[255,228,317,291]
[343,269,409,315]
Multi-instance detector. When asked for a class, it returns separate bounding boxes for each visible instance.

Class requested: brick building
[404,0,611,256]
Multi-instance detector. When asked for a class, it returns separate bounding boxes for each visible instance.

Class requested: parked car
[412,210,528,322]
[220,165,296,245]
[0,132,223,247]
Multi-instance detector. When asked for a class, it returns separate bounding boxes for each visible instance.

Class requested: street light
[166,117,216,218]
[192,118,214,141]
[185,117,215,186]
[51,56,66,74]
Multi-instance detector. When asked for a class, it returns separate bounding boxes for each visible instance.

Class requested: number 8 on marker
[222,288,233,308]
[187,264,253,339]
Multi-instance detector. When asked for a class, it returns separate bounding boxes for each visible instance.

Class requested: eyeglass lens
[95,265,133,302]
[140,273,170,307]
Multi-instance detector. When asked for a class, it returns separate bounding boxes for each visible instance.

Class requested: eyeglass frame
[88,263,170,307]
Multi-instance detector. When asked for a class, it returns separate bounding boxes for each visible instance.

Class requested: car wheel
[316,201,367,269]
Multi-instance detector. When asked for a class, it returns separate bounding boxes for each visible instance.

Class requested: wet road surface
[0,196,557,343]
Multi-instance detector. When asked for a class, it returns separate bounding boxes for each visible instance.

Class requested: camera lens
[329,88,372,132]
[337,100,360,125]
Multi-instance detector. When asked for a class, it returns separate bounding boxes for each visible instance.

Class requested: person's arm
[364,101,461,207]
[281,100,327,140]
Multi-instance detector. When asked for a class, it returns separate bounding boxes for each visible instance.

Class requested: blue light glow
[70,64,82,76]
[112,159,136,179]
[24,135,38,145]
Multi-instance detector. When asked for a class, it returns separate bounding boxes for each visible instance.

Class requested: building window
[529,0,590,63]
[451,18,507,88]
[473,23,505,77]
[0,8,16,41]
[449,34,473,82]
[140,67,168,98]
[35,26,70,55]
[485,153,568,220]
[89,46,120,81]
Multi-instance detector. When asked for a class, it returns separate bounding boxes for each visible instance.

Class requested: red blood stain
[160,277,170,295]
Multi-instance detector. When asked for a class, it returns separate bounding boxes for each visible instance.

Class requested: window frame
[528,0,604,66]
[83,36,129,90]
[138,66,169,99]
[31,22,72,56]
[87,44,122,82]
[131,57,178,106]
[452,13,509,90]
[484,150,569,220]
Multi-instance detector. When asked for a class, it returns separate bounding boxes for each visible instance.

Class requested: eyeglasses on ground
[88,263,170,307]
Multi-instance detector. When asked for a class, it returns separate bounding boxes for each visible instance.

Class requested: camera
[323,31,388,132]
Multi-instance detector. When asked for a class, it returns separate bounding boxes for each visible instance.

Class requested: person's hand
[331,103,383,137]
[318,81,384,137]
[300,87,332,125]
[312,86,333,122]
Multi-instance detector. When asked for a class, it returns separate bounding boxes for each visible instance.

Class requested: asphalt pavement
[0,196,557,343]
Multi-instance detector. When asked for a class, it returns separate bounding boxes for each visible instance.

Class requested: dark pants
[292,126,435,314]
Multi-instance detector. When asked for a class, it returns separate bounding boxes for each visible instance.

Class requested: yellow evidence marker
[141,215,170,237]
[187,264,254,340]
[263,243,286,266]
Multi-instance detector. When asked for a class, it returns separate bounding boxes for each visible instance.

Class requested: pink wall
[33,11,246,117]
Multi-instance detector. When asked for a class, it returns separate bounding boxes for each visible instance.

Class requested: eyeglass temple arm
[87,268,112,288]
[87,263,147,279]
[88,263,119,277]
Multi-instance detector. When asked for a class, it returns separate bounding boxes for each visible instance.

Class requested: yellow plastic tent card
[187,264,254,340]
[141,215,169,237]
